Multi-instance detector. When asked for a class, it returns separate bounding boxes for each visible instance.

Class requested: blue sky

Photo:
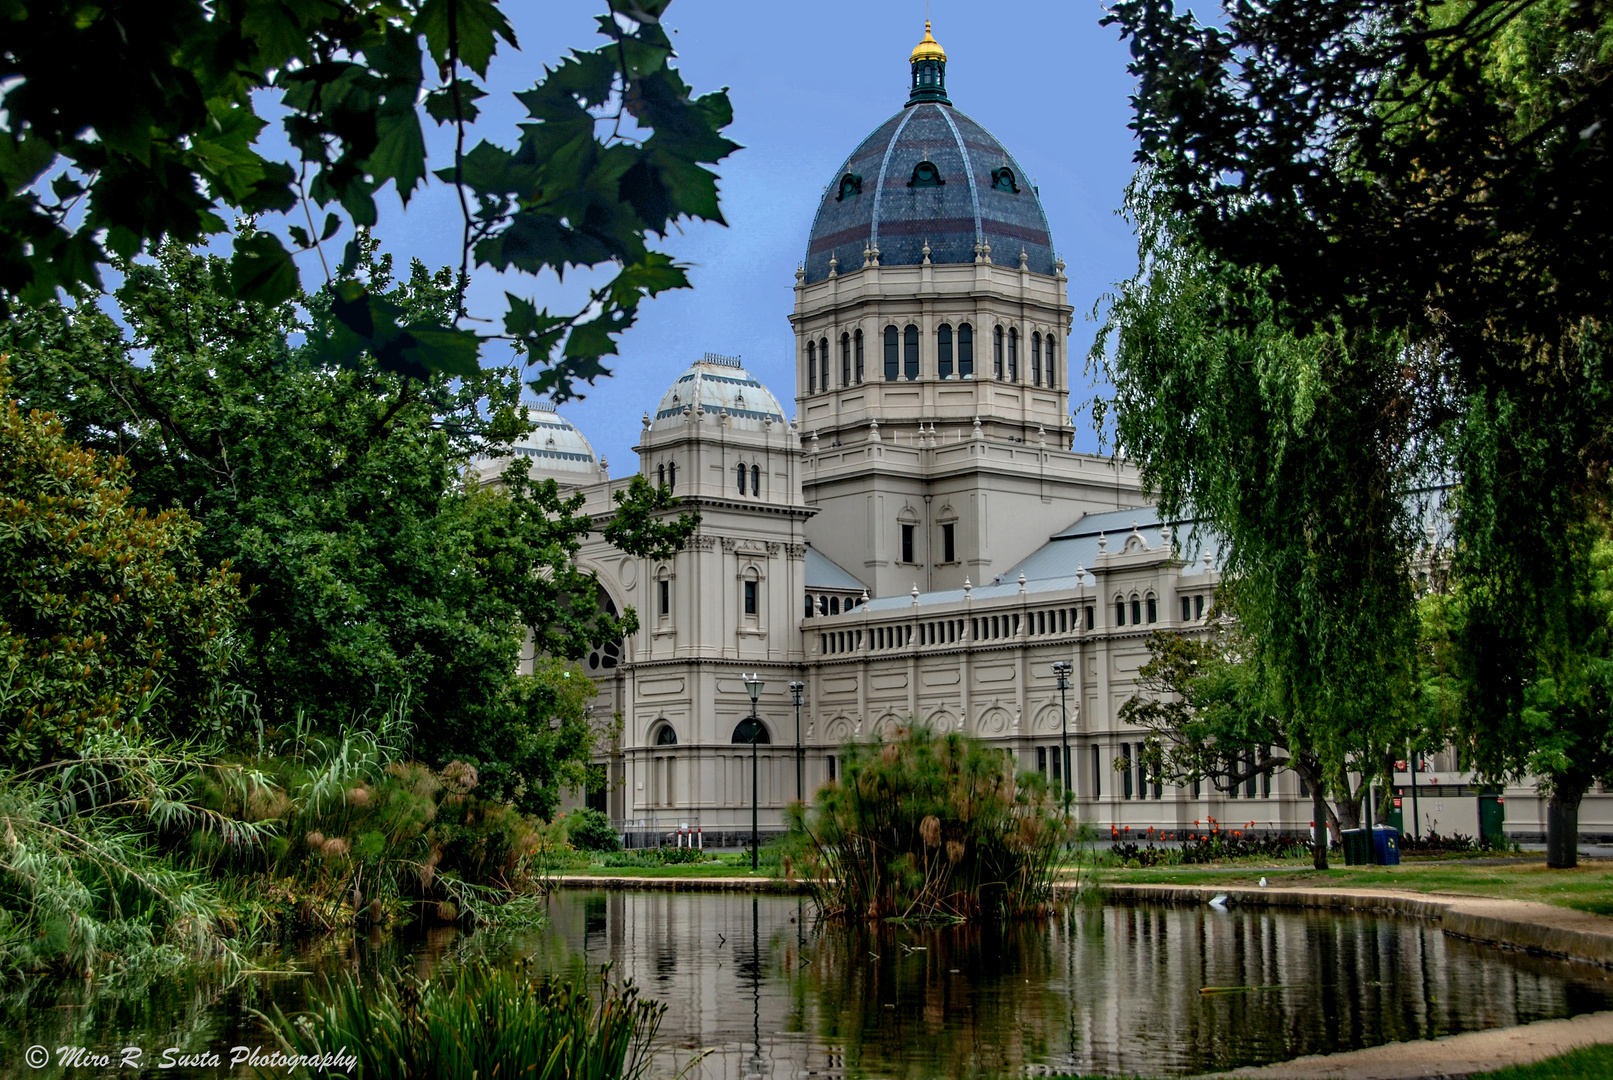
[359,1,1144,470]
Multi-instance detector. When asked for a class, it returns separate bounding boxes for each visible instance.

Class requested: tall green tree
[2,242,695,807]
[1105,0,1613,863]
[1093,186,1429,865]
[0,358,245,768]
[2,0,737,399]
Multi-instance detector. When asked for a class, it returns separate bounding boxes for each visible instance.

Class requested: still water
[8,892,1613,1079]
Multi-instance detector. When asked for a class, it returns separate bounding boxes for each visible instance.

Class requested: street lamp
[1052,660,1073,809]
[789,680,805,802]
[740,673,767,870]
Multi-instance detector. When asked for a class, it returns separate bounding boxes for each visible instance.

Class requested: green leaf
[401,325,483,379]
[416,0,518,78]
[321,212,341,241]
[424,80,488,125]
[230,232,300,307]
[0,134,56,194]
[369,112,429,204]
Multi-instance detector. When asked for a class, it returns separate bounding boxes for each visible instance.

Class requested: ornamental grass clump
[263,963,664,1080]
[785,725,1075,922]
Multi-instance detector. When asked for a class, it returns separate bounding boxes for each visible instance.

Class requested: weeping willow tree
[1091,182,1434,867]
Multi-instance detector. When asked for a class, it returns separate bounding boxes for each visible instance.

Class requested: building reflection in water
[540,892,1613,1079]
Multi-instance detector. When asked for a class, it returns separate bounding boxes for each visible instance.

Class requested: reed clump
[263,963,664,1080]
[785,725,1076,922]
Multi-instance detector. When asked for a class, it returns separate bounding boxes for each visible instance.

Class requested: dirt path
[1196,1009,1613,1078]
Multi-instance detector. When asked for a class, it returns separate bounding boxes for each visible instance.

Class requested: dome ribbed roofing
[651,354,786,433]
[803,102,1055,285]
[508,403,597,475]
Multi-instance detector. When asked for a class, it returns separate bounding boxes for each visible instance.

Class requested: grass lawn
[1086,855,1613,916]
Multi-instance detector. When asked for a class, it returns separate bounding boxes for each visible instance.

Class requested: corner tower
[793,25,1143,599]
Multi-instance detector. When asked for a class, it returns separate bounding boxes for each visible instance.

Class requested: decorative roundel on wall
[618,557,638,589]
[980,708,1010,735]
[826,717,853,744]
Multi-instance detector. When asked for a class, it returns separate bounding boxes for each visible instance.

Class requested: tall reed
[784,725,1075,922]
[262,962,665,1080]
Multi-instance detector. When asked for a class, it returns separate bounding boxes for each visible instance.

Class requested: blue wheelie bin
[1370,825,1401,865]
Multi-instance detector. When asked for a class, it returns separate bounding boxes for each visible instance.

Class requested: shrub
[786,725,1075,922]
[563,807,620,852]
[599,847,706,868]
[263,963,664,1080]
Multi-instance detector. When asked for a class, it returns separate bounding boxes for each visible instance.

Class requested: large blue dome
[803,101,1056,286]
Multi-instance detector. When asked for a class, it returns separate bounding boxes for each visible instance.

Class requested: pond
[9,891,1613,1079]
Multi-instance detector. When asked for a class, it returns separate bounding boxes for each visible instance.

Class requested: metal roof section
[650,353,787,432]
[478,401,598,478]
[804,545,866,592]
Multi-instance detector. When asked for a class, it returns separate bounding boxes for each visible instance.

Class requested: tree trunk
[1312,783,1330,870]
[1546,784,1584,869]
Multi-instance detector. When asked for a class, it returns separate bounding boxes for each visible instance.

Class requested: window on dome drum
[942,522,956,562]
[1032,332,1042,385]
[991,166,1019,193]
[903,324,919,380]
[1115,598,1125,625]
[884,326,898,381]
[807,340,817,393]
[993,326,1004,378]
[1146,595,1158,623]
[908,160,944,187]
[901,523,915,564]
[667,461,676,491]
[819,595,828,615]
[958,323,973,377]
[836,172,862,201]
[657,463,665,487]
[854,329,865,382]
[1047,337,1057,389]
[804,593,813,618]
[937,324,953,378]
[659,579,670,617]
[841,333,851,386]
[744,580,758,616]
[829,596,839,614]
[751,464,760,496]
[736,461,747,495]
[1008,328,1019,381]
[820,337,829,386]
[1131,596,1142,624]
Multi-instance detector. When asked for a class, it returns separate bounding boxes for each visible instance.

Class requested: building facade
[476,25,1613,847]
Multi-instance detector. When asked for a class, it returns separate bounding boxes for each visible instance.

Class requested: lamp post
[741,673,766,870]
[1052,661,1073,810]
[789,680,805,802]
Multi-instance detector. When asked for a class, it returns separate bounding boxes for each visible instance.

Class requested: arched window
[805,593,815,618]
[1145,593,1158,623]
[1008,328,1019,381]
[854,329,865,382]
[1131,594,1142,625]
[908,160,944,188]
[819,595,829,615]
[1032,331,1042,386]
[835,172,862,201]
[993,326,1004,379]
[937,324,953,379]
[751,464,760,496]
[958,323,974,377]
[884,325,899,381]
[807,340,817,393]
[736,461,747,495]
[1115,597,1126,626]
[658,463,666,487]
[731,718,770,744]
[991,166,1019,193]
[903,324,919,380]
[840,333,851,386]
[667,461,676,491]
[586,588,623,671]
[654,724,678,746]
[1047,335,1057,389]
[820,337,829,387]
[830,596,840,614]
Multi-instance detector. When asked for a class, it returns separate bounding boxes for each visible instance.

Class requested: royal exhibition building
[476,24,1611,850]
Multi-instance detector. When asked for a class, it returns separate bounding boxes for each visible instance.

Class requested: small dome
[651,354,787,433]
[909,20,946,63]
[505,402,597,475]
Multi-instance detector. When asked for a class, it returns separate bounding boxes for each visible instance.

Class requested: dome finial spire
[907,20,950,106]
